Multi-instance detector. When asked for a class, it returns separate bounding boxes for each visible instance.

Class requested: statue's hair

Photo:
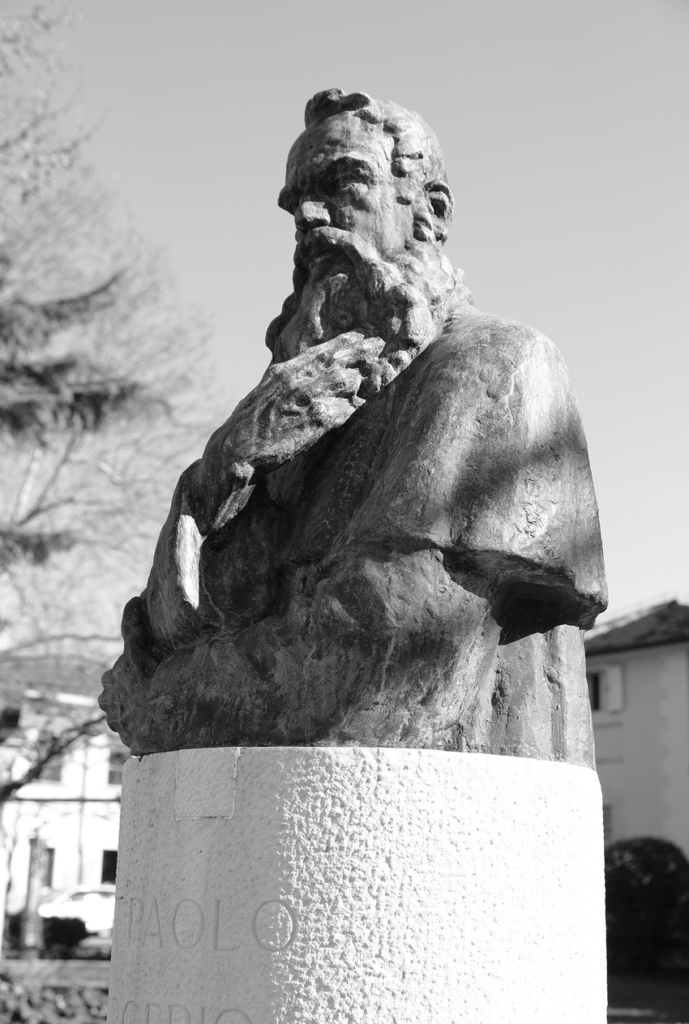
[303,88,449,192]
[304,89,373,126]
[305,88,446,184]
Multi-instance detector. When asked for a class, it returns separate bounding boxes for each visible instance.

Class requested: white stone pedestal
[108,748,606,1024]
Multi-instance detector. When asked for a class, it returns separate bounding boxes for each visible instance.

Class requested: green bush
[0,975,108,1023]
[606,836,689,974]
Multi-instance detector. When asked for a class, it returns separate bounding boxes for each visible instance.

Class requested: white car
[37,884,116,934]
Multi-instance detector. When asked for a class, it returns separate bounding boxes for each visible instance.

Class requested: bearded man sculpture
[100,89,607,762]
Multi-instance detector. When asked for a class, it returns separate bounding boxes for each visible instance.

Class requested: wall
[589,643,689,856]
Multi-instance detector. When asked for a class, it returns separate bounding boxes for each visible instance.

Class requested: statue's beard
[266,227,466,370]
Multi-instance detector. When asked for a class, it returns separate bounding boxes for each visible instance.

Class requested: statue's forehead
[285,116,394,187]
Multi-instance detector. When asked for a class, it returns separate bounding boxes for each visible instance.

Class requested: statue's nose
[295,200,330,232]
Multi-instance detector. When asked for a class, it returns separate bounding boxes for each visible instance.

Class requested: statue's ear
[425,180,454,243]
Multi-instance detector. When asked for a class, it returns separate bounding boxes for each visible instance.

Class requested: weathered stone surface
[109,748,607,1024]
[100,89,607,759]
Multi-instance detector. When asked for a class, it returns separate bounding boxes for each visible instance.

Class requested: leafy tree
[606,837,689,974]
[0,3,215,951]
[0,2,212,700]
[0,2,90,203]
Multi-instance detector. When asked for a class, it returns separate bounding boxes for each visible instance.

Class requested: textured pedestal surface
[108,748,606,1024]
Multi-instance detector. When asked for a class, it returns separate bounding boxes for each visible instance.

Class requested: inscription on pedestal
[110,999,251,1024]
[121,896,296,952]
[253,900,295,950]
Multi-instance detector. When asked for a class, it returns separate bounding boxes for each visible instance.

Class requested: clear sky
[3,0,688,617]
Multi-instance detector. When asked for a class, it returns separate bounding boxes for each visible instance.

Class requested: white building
[586,599,689,855]
[0,692,126,918]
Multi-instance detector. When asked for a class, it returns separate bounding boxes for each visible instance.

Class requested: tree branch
[0,713,106,805]
[17,496,76,526]
[16,430,78,525]
[11,442,45,523]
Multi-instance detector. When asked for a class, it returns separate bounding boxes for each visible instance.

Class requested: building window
[603,805,613,846]
[108,747,129,785]
[44,848,55,888]
[101,850,118,884]
[587,665,625,713]
[587,672,602,711]
[42,754,64,783]
[0,707,20,741]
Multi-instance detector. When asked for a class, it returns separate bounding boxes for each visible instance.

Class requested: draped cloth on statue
[102,307,606,764]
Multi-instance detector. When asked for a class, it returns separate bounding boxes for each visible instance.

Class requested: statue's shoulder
[435,306,564,369]
[407,306,576,420]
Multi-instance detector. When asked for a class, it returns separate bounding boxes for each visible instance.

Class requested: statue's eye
[318,160,373,198]
[317,168,341,198]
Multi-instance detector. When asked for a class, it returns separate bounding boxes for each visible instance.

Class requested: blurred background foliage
[0,1,217,715]
[606,837,689,976]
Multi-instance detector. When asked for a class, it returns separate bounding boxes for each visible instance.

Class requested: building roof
[585,600,689,656]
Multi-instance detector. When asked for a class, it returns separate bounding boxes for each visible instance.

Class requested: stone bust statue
[100,89,607,764]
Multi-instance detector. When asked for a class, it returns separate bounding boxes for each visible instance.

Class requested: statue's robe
[101,307,607,765]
